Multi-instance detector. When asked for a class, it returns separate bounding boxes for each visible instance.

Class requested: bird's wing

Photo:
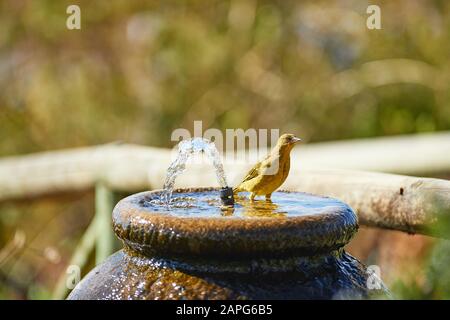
[239,161,263,184]
[239,152,273,184]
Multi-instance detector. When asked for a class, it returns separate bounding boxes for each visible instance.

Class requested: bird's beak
[291,137,302,144]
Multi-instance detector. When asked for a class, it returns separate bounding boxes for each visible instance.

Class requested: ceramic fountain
[68,138,385,300]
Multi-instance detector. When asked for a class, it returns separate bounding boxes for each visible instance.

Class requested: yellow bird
[233,133,301,201]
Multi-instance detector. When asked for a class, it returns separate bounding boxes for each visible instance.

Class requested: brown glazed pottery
[68,188,381,300]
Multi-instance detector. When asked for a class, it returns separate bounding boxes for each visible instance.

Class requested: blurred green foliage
[391,238,450,300]
[1,0,450,156]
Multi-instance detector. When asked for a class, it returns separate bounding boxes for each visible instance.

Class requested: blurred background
[0,0,449,299]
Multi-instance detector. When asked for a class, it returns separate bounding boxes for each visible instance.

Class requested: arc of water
[160,138,229,205]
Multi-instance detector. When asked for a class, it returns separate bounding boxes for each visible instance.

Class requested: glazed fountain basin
[68,187,376,300]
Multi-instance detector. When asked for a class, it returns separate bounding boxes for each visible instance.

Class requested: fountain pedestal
[68,188,384,300]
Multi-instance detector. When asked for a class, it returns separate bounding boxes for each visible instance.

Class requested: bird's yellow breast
[239,154,291,195]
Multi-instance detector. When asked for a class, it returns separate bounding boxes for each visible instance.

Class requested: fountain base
[68,247,371,300]
[68,188,387,299]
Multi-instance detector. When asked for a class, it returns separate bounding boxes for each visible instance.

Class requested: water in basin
[141,189,344,218]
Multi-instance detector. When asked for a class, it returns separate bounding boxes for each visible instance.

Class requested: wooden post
[52,215,97,300]
[94,182,115,265]
[52,182,117,299]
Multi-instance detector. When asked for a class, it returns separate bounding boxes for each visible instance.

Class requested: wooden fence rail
[0,133,450,239]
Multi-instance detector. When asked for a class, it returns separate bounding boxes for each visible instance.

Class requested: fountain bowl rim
[112,187,359,259]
